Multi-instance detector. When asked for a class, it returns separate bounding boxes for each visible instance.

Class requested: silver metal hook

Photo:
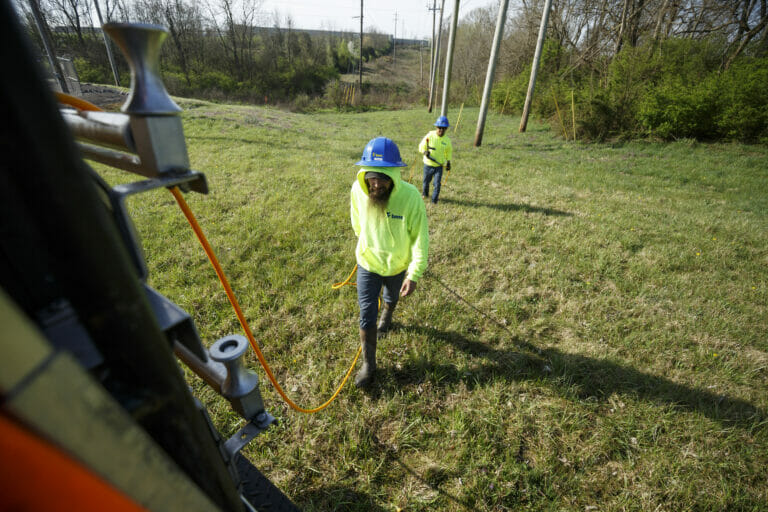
[103,23,181,115]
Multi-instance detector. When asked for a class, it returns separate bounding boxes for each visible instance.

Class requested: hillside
[96,100,768,511]
[340,45,435,106]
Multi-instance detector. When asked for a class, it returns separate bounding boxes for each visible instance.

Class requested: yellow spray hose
[331,263,380,308]
[170,187,361,413]
[332,263,358,290]
[56,91,361,413]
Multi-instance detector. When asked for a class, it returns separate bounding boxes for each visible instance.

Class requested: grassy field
[104,101,767,511]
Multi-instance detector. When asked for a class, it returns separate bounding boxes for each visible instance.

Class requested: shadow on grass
[295,486,388,512]
[379,325,765,429]
[392,274,766,428]
[371,436,479,512]
[439,198,573,216]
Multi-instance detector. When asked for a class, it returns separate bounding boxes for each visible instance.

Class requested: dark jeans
[357,265,405,330]
[422,164,443,203]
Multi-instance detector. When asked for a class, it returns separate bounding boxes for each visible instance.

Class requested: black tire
[234,453,301,512]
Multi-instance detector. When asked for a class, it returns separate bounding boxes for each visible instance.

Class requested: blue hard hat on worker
[355,137,407,167]
[434,116,450,128]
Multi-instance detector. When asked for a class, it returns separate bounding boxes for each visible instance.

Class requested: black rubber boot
[354,328,378,388]
[377,302,396,337]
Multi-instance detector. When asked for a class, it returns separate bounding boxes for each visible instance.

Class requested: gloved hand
[446,161,451,171]
[424,150,430,158]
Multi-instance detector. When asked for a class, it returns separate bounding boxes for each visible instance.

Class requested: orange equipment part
[0,413,149,512]
[55,91,103,111]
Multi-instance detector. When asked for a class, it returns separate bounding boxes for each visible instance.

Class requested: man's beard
[368,186,392,213]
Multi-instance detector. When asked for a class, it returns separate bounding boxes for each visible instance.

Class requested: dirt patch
[79,83,129,110]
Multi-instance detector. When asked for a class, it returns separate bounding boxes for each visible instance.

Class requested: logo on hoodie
[386,212,403,220]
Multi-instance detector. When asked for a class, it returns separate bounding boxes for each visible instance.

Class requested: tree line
[17,0,768,141]
[18,0,393,103]
[446,0,767,142]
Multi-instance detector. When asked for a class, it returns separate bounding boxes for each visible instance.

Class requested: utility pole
[427,0,445,113]
[358,0,363,96]
[440,0,460,117]
[92,0,120,87]
[519,0,553,133]
[393,11,397,67]
[474,0,510,147]
[428,0,437,93]
[420,40,424,85]
[28,0,69,93]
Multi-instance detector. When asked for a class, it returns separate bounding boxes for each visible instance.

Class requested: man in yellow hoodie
[350,137,429,387]
[418,116,453,204]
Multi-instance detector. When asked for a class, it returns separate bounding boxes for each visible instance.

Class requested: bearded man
[350,137,429,387]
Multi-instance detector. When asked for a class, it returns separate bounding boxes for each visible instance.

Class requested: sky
[256,0,487,41]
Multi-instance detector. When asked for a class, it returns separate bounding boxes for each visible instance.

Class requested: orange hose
[55,92,102,111]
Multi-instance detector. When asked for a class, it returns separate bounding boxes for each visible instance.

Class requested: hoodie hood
[350,165,429,281]
[356,166,402,196]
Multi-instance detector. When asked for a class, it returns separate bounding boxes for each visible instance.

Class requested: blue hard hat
[355,137,407,167]
[434,115,450,128]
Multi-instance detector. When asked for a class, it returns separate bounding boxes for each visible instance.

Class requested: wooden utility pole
[519,0,552,133]
[92,0,120,87]
[359,0,363,95]
[440,0,460,117]
[28,0,69,93]
[420,40,424,85]
[427,0,445,113]
[474,0,510,147]
[428,0,437,92]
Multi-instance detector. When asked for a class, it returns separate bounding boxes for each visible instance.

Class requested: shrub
[578,92,618,141]
[73,57,112,84]
[637,73,723,140]
[715,58,768,142]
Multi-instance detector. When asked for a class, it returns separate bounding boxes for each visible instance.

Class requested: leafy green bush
[637,73,722,140]
[193,70,239,93]
[636,49,768,142]
[492,72,528,114]
[497,37,767,143]
[715,58,768,142]
[578,92,621,141]
[492,40,566,116]
[73,57,113,85]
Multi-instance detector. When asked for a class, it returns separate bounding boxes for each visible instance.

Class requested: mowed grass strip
[99,102,767,511]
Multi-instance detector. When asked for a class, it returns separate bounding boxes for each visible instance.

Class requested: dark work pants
[422,164,443,203]
[357,265,406,330]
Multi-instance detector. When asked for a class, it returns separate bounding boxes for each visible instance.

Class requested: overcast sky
[256,0,486,41]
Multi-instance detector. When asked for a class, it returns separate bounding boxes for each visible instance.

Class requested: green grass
[100,102,767,511]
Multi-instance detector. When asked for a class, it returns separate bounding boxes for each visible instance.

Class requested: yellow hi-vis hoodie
[418,130,453,167]
[350,166,429,281]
